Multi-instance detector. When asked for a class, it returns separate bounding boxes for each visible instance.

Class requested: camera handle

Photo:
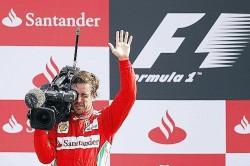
[73,27,80,70]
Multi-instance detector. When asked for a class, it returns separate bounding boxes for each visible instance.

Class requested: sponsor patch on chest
[85,118,99,132]
[57,135,100,150]
[57,121,69,133]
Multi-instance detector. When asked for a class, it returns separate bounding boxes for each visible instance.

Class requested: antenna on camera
[73,27,80,69]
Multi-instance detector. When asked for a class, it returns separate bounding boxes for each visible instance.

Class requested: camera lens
[36,111,52,124]
[30,107,55,130]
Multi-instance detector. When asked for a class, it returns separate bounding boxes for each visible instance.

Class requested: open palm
[108,30,133,60]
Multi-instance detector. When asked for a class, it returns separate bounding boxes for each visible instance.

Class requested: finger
[124,31,129,44]
[116,31,119,46]
[128,35,133,45]
[108,43,115,52]
[120,30,124,42]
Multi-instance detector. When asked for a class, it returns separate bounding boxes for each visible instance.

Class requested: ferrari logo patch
[57,121,69,133]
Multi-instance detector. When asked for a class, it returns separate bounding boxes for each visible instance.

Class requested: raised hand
[108,30,133,60]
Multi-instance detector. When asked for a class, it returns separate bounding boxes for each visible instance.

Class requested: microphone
[25,88,46,108]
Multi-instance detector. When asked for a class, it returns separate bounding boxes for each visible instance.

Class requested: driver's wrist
[118,57,129,61]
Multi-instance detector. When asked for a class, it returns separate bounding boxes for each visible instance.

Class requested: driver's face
[71,83,93,114]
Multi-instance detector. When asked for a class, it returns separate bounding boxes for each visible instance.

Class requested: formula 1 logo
[133,13,250,69]
[133,13,250,84]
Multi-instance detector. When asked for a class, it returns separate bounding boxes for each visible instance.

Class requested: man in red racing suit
[34,30,136,166]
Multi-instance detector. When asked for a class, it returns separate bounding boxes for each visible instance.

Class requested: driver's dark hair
[71,71,99,98]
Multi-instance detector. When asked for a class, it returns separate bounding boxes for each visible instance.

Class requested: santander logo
[2,115,23,133]
[57,140,63,149]
[32,56,59,88]
[2,8,22,27]
[234,115,250,134]
[148,111,186,144]
[1,115,35,134]
[2,8,101,28]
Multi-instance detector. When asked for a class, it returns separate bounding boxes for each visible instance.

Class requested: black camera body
[28,66,79,130]
[26,27,81,130]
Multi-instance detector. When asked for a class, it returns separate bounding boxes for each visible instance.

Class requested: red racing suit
[34,60,136,166]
